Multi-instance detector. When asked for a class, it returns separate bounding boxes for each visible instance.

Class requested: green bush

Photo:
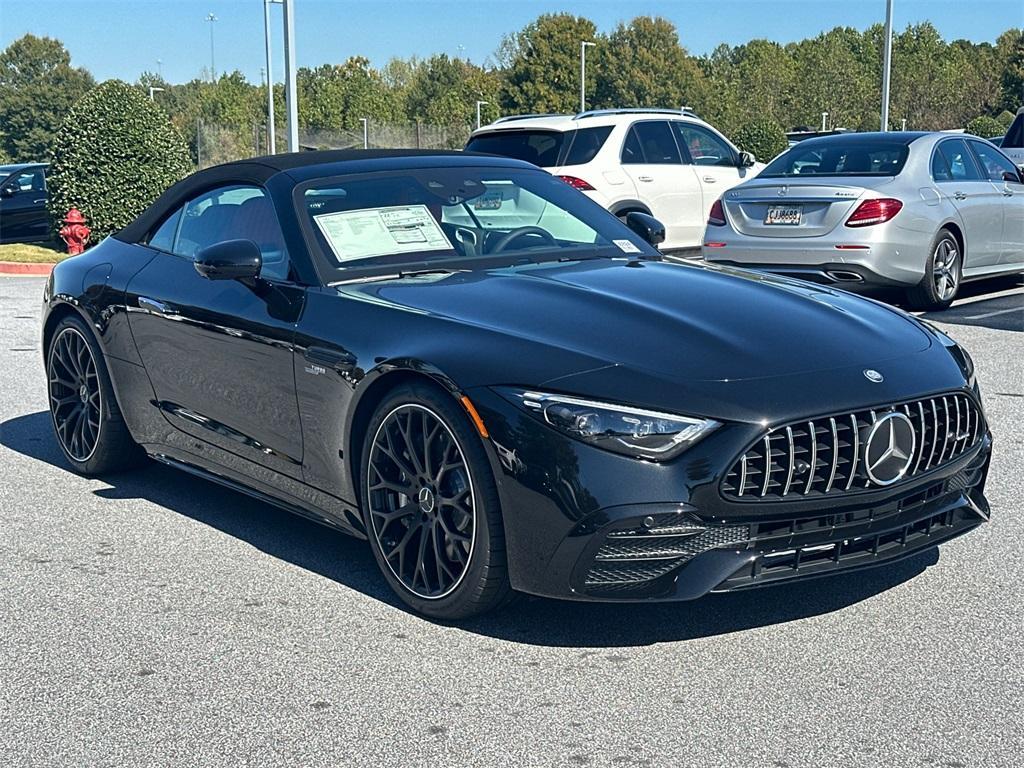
[47,80,193,243]
[965,115,1005,139]
[731,117,788,163]
[996,110,1016,132]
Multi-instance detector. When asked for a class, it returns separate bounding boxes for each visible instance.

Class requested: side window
[629,121,681,164]
[147,207,182,252]
[620,127,644,164]
[931,150,952,182]
[2,169,45,194]
[175,184,291,281]
[937,140,983,182]
[673,123,736,166]
[968,140,1020,183]
[563,126,612,166]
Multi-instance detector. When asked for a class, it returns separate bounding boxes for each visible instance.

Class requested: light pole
[156,58,163,79]
[264,0,283,154]
[881,0,894,131]
[580,41,595,112]
[360,118,369,149]
[821,112,829,131]
[205,12,218,81]
[148,86,164,101]
[282,0,299,152]
[475,100,488,129]
[900,118,907,131]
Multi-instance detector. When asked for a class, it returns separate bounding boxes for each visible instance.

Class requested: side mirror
[738,151,756,168]
[1002,170,1022,184]
[194,239,262,281]
[625,211,666,247]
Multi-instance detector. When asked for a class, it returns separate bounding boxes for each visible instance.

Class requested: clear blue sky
[2,0,1021,84]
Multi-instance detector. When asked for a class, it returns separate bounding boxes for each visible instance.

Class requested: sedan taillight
[845,198,903,227]
[557,175,595,191]
[708,198,727,226]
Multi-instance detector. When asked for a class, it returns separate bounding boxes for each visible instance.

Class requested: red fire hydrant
[59,208,91,255]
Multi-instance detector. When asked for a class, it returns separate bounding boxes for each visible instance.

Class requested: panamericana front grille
[722,392,982,501]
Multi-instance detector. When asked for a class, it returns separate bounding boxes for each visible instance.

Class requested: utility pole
[264,0,282,154]
[881,0,894,131]
[282,0,299,152]
[475,100,488,129]
[156,58,163,79]
[205,13,218,82]
[580,41,595,113]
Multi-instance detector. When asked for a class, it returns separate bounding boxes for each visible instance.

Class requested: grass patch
[0,242,69,263]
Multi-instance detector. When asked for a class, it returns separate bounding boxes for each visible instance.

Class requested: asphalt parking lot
[1,273,1021,767]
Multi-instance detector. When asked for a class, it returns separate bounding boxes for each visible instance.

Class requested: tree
[966,115,1005,137]
[500,14,598,114]
[995,29,1024,112]
[298,57,401,133]
[47,80,193,242]
[404,55,501,140]
[731,117,788,162]
[0,34,94,161]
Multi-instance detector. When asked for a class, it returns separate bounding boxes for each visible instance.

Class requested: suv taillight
[557,175,595,191]
[708,198,727,226]
[845,198,903,227]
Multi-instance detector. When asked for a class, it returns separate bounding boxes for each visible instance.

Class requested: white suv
[466,109,764,250]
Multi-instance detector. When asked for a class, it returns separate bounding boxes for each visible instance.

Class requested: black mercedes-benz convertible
[42,149,991,618]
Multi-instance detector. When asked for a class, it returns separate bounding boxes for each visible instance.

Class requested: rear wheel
[359,382,512,619]
[906,229,962,311]
[47,315,142,475]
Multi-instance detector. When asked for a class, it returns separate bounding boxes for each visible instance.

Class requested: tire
[359,381,512,619]
[906,229,962,311]
[46,314,143,475]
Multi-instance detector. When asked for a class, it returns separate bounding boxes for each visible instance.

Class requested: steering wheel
[489,226,558,253]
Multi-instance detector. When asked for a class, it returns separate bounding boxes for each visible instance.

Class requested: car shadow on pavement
[3,410,940,648]
[905,275,1022,333]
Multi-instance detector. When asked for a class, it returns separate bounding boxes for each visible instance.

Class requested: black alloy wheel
[48,326,102,463]
[367,403,475,599]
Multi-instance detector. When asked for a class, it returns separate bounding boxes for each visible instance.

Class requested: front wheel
[359,382,512,619]
[906,230,962,311]
[46,315,142,475]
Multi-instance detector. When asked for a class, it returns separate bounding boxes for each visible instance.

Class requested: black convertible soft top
[115,149,526,244]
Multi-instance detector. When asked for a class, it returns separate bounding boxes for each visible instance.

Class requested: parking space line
[962,307,1023,320]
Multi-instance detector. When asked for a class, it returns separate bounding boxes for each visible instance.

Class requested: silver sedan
[701,132,1024,310]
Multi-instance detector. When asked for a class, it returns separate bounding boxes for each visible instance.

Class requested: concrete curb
[0,261,57,276]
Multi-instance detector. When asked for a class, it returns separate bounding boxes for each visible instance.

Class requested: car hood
[338,258,932,388]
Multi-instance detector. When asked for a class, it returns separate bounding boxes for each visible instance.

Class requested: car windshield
[298,166,655,277]
[1003,111,1024,149]
[465,130,568,167]
[760,140,910,177]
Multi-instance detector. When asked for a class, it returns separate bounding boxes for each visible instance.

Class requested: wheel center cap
[79,384,89,403]
[417,486,436,515]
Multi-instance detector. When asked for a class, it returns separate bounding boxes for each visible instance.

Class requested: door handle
[32,198,46,204]
[303,345,357,374]
[637,175,654,183]
[1003,188,1014,197]
[953,191,967,200]
[138,296,171,315]
[702,176,718,183]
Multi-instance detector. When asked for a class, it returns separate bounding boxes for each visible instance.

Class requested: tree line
[2,14,1022,165]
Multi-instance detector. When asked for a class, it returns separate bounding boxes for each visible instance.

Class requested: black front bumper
[565,442,990,602]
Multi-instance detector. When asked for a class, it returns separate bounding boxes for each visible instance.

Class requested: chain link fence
[194,121,469,169]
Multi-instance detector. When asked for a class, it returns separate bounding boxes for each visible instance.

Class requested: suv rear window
[466,126,612,168]
[761,140,909,177]
[1003,111,1024,149]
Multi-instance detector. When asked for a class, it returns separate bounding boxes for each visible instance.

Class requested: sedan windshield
[297,166,655,276]
[760,140,910,177]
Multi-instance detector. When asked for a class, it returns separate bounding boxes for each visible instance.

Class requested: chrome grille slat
[722,392,984,502]
[825,417,839,493]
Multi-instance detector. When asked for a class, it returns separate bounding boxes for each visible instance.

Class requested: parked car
[0,163,49,243]
[702,132,1024,310]
[466,109,764,251]
[1000,107,1024,168]
[43,149,992,619]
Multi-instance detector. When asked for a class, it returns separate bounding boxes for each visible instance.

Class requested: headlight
[499,389,720,461]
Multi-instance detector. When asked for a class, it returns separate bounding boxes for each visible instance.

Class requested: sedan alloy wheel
[48,327,102,462]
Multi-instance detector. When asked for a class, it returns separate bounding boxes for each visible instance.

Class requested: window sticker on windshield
[613,239,641,254]
[313,205,454,263]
